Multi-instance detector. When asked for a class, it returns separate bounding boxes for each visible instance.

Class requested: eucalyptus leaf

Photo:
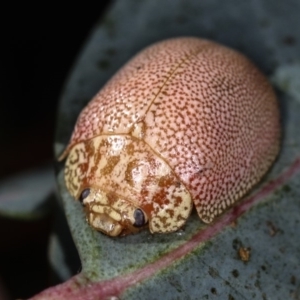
[34,0,300,299]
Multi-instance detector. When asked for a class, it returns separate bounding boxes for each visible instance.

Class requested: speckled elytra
[59,37,280,236]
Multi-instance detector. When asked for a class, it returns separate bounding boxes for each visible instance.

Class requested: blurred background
[0,1,111,299]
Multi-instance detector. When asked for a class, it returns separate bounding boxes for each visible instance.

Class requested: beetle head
[78,187,148,236]
[63,135,192,236]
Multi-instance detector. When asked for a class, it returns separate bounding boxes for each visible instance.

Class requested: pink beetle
[60,37,280,236]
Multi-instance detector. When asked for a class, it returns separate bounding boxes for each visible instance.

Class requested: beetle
[59,37,280,236]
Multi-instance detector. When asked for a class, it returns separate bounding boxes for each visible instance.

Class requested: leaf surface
[34,0,300,298]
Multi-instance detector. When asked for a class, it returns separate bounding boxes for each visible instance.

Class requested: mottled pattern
[65,135,192,233]
[63,37,280,229]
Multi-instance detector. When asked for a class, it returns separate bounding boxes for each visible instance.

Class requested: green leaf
[33,0,300,298]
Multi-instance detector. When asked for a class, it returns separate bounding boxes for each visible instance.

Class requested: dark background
[0,2,111,299]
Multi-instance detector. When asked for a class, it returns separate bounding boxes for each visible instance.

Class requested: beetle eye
[79,188,90,204]
[133,208,146,227]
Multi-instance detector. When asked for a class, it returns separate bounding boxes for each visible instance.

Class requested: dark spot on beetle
[174,197,183,208]
[158,175,173,187]
[282,36,296,46]
[175,181,181,188]
[101,156,120,176]
[125,143,135,155]
[232,269,239,278]
[166,209,175,218]
[106,192,118,205]
[211,288,217,295]
[196,169,203,175]
[176,214,185,222]
[228,295,235,300]
[261,265,267,272]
